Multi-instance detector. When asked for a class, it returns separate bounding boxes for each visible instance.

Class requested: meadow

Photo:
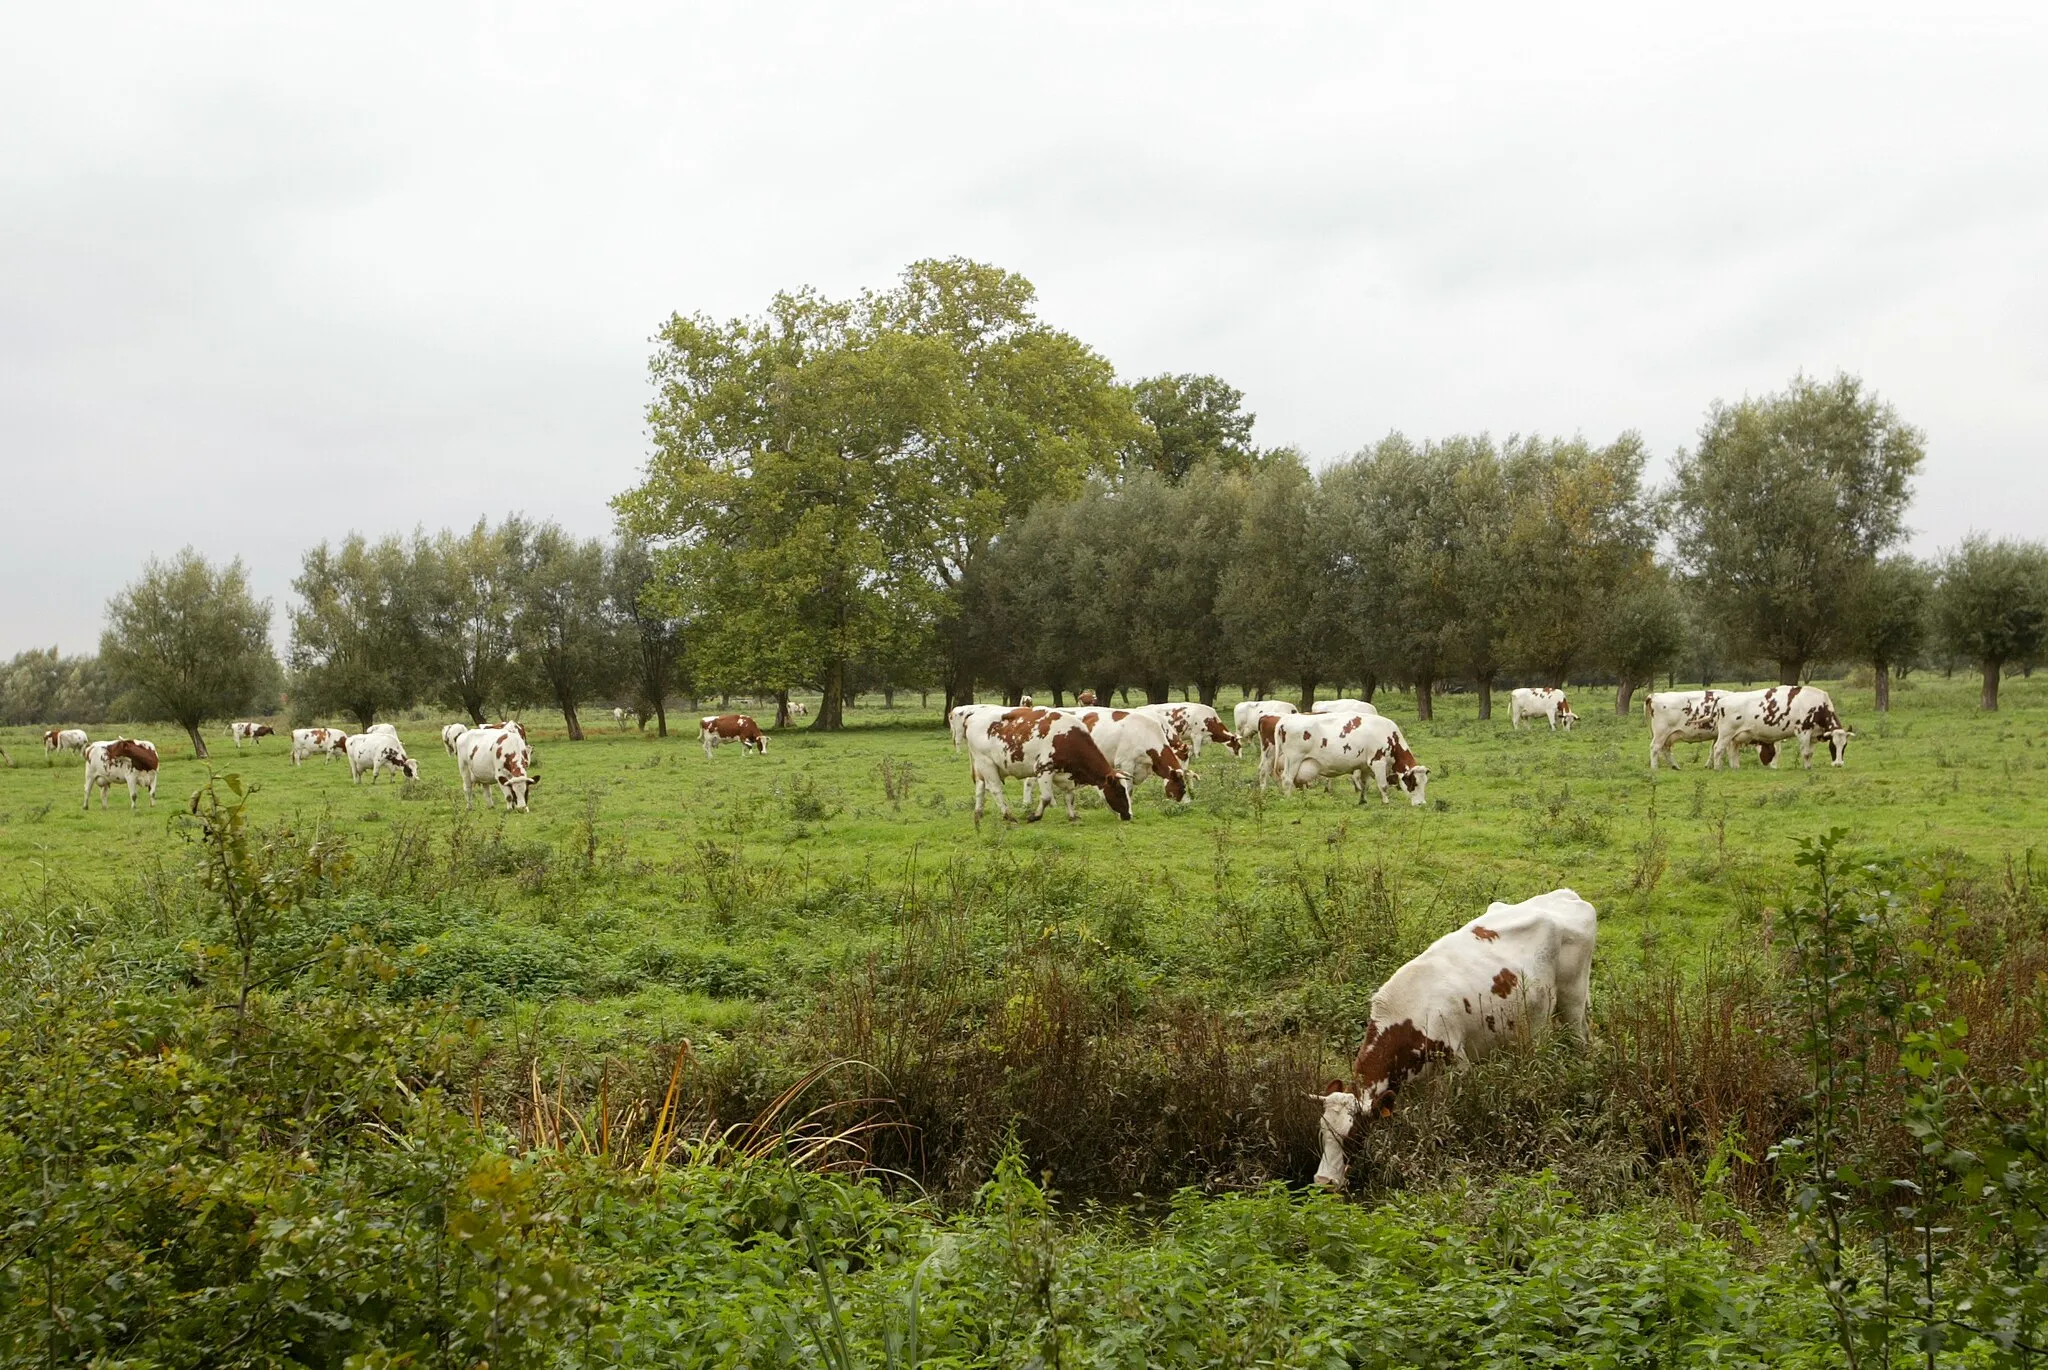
[4,674,2046,1365]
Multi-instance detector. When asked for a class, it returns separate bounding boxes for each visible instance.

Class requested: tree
[1330,437,1464,720]
[1126,373,1260,482]
[1671,373,1923,684]
[1600,566,1686,714]
[514,525,616,740]
[606,533,684,735]
[100,549,273,759]
[1439,438,1515,719]
[1846,554,1933,711]
[1220,456,1344,708]
[288,535,426,729]
[421,517,527,726]
[1934,536,2048,711]
[1168,462,1251,703]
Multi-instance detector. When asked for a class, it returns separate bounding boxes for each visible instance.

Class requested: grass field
[6,675,2046,1364]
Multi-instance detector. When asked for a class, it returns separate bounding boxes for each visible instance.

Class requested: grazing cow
[364,722,399,738]
[1075,708,1193,802]
[1076,689,1098,706]
[1712,686,1853,770]
[442,722,469,754]
[291,728,350,765]
[83,739,160,810]
[613,706,628,727]
[229,721,276,748]
[699,714,767,757]
[44,728,88,759]
[345,731,420,783]
[1509,687,1577,731]
[456,727,540,811]
[1310,698,1379,717]
[1313,889,1597,1188]
[965,707,1132,824]
[1273,711,1431,806]
[1135,702,1242,759]
[1233,698,1296,740]
[790,701,808,717]
[1645,691,1776,770]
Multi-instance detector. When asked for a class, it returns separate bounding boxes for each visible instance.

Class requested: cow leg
[82,774,92,810]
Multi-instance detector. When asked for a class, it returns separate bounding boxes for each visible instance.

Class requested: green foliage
[1126,371,1263,481]
[1935,534,2048,710]
[515,523,618,740]
[1847,553,1934,710]
[420,515,530,725]
[100,547,275,758]
[1673,371,1924,682]
[0,646,122,726]
[289,532,430,729]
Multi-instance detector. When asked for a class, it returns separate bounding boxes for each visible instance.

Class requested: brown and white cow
[948,703,1009,753]
[291,727,349,765]
[345,731,420,783]
[1712,685,1853,770]
[1310,698,1379,717]
[1312,888,1597,1188]
[229,721,276,748]
[1135,702,1242,759]
[441,722,469,754]
[965,708,1132,824]
[456,726,539,811]
[44,728,88,759]
[1075,707,1192,802]
[1273,711,1430,806]
[1645,691,1775,770]
[83,738,160,810]
[1076,689,1099,706]
[699,714,767,758]
[1509,687,1577,731]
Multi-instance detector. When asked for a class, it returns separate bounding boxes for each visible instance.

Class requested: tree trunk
[1361,673,1377,703]
[813,659,846,729]
[655,697,668,736]
[1778,659,1803,686]
[775,689,792,728]
[1005,685,1025,707]
[1197,678,1219,706]
[1982,661,2002,711]
[1145,679,1171,705]
[1051,687,1065,706]
[1093,681,1117,710]
[1415,678,1434,722]
[1873,661,1891,713]
[1299,680,1317,711]
[1615,677,1637,716]
[883,687,895,709]
[466,700,487,726]
[1476,675,1494,721]
[559,694,583,740]
[185,721,210,759]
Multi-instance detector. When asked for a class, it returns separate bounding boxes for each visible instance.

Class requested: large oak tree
[101,550,274,759]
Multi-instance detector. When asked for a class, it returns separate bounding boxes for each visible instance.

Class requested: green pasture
[4,673,2042,1055]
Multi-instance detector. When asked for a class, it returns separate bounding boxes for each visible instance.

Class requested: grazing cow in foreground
[1135,702,1242,758]
[291,728,349,765]
[44,728,88,760]
[1509,687,1577,731]
[965,708,1132,824]
[948,704,1008,753]
[699,714,767,758]
[229,721,275,748]
[456,726,539,810]
[442,722,469,754]
[1310,698,1379,717]
[1075,708,1192,802]
[345,731,420,783]
[1313,888,1597,1188]
[1273,711,1430,806]
[83,739,160,810]
[1712,685,1853,770]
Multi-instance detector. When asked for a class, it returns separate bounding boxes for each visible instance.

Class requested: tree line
[12,260,2048,751]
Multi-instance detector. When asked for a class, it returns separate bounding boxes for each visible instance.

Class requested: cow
[44,728,88,760]
[699,714,767,758]
[1273,711,1430,806]
[83,738,160,810]
[363,722,399,738]
[442,722,469,754]
[1233,698,1296,740]
[456,727,540,811]
[790,701,808,717]
[949,703,1008,754]
[613,706,629,728]
[1076,689,1098,706]
[345,731,420,783]
[1310,698,1379,717]
[965,707,1132,824]
[1075,707,1192,802]
[1135,702,1242,759]
[1645,691,1774,770]
[291,728,350,765]
[228,721,276,748]
[1712,685,1853,770]
[1312,889,1597,1188]
[1509,687,1578,732]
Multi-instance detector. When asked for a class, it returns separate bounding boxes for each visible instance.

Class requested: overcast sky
[4,3,2044,656]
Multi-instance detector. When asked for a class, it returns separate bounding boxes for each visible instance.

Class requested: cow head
[1312,1082,1370,1189]
[1077,689,1097,706]
[1556,696,1577,730]
[1815,708,1853,766]
[43,730,58,750]
[1397,762,1431,806]
[501,768,539,811]
[396,753,421,781]
[1100,771,1133,821]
